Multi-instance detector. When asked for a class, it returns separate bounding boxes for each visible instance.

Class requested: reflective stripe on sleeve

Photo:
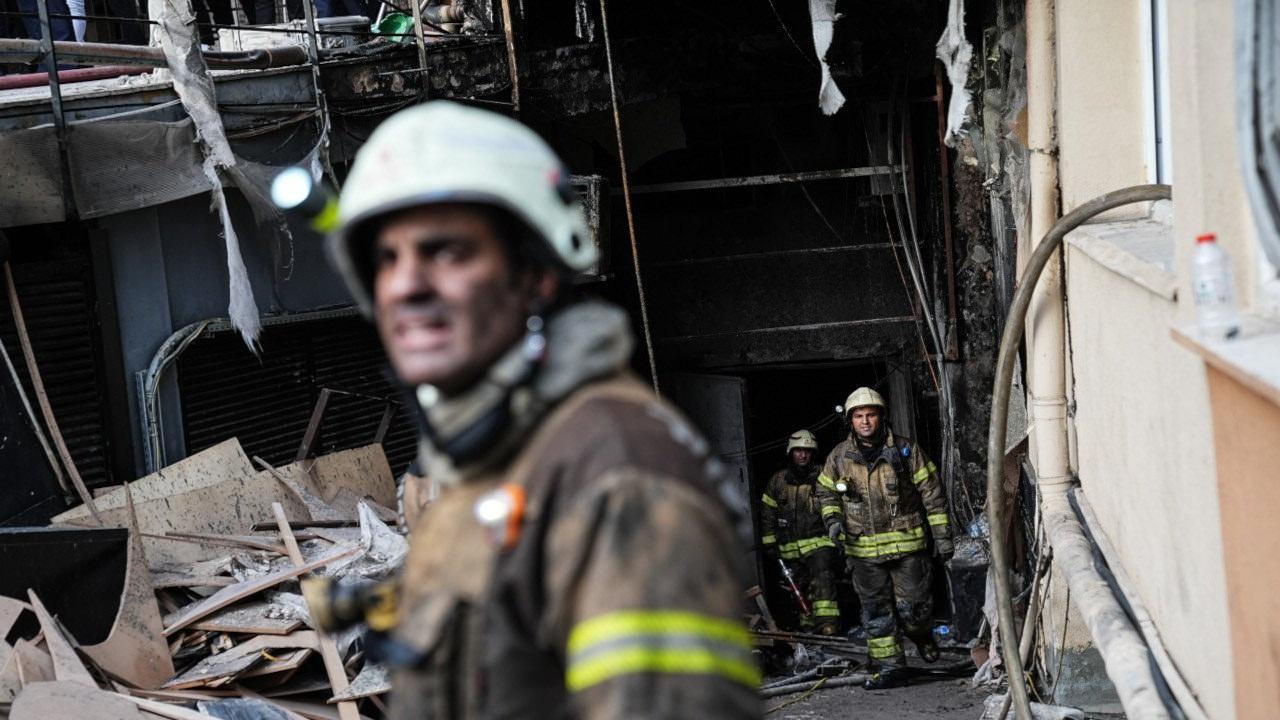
[912,461,938,485]
[794,536,837,555]
[817,473,837,491]
[761,534,777,545]
[821,505,843,519]
[566,610,761,692]
[927,513,950,527]
[761,494,778,508]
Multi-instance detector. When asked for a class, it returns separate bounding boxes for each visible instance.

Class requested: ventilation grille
[177,316,417,476]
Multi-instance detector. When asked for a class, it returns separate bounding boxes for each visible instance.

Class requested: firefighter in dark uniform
[759,430,841,635]
[815,387,953,689]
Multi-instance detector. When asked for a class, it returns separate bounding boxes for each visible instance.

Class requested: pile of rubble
[0,439,406,720]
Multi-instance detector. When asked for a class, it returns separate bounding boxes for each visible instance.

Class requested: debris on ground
[0,439,402,719]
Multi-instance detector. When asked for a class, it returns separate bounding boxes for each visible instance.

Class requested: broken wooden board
[271,445,396,512]
[82,495,175,690]
[163,646,268,690]
[0,645,21,701]
[10,681,144,720]
[151,573,237,590]
[327,663,389,702]
[236,648,311,680]
[53,440,255,522]
[163,547,359,636]
[163,633,320,690]
[12,639,53,686]
[270,505,359,720]
[188,603,301,636]
[52,441,311,567]
[27,590,95,687]
[118,693,223,719]
[0,596,29,638]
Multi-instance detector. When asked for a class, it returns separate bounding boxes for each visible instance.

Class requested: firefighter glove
[827,522,843,543]
[935,537,955,563]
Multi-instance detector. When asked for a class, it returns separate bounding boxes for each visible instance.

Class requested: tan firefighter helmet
[843,386,887,415]
[786,429,819,454]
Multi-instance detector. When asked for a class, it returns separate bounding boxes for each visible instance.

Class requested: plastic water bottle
[1192,233,1241,340]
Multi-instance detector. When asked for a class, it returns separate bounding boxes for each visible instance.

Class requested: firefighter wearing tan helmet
[815,386,953,689]
[328,101,760,719]
[759,429,842,635]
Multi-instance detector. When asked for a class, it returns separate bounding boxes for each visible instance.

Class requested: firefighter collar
[414,300,634,486]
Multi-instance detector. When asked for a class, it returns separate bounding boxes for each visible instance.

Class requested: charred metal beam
[624,165,902,195]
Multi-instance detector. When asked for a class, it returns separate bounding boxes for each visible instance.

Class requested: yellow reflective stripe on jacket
[793,536,837,555]
[867,635,903,659]
[912,461,938,485]
[821,505,842,519]
[817,473,837,491]
[812,600,840,617]
[777,540,801,559]
[761,493,778,508]
[565,610,760,692]
[761,534,777,545]
[845,526,928,558]
[927,513,950,527]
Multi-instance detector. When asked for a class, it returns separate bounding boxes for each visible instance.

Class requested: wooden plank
[271,504,360,720]
[0,596,28,638]
[328,662,389,702]
[12,639,53,686]
[118,694,222,720]
[151,573,237,590]
[162,546,359,637]
[147,532,288,555]
[188,603,301,636]
[235,648,311,679]
[83,483,176,689]
[163,646,267,690]
[26,590,95,687]
[10,681,143,720]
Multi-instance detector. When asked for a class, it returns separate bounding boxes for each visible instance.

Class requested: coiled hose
[986,184,1172,719]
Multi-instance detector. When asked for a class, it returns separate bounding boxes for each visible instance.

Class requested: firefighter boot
[862,664,906,690]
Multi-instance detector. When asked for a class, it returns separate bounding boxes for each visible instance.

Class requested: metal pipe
[498,0,520,112]
[0,38,307,69]
[623,165,901,195]
[0,64,150,90]
[36,0,75,222]
[408,0,430,95]
[760,674,870,699]
[986,183,1170,719]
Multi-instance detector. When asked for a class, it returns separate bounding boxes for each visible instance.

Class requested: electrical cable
[598,0,659,394]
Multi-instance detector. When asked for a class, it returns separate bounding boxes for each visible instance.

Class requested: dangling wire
[598,0,660,394]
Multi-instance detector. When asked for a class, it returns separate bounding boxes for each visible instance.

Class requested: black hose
[986,184,1171,719]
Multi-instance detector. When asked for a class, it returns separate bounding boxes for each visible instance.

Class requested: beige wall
[1054,0,1152,219]
[1064,241,1232,718]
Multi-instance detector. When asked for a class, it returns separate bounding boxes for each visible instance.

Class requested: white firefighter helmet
[844,386,887,414]
[786,429,818,454]
[329,101,597,316]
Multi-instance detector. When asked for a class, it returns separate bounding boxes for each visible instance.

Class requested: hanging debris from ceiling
[936,0,974,146]
[807,0,846,115]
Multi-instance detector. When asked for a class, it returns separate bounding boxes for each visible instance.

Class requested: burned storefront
[0,0,1017,715]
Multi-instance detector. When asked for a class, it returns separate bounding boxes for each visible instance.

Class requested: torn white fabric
[153,0,301,349]
[807,0,845,115]
[936,0,974,145]
[203,157,261,350]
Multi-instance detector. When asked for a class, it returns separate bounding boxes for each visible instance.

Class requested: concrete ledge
[1172,315,1280,409]
[1066,218,1177,301]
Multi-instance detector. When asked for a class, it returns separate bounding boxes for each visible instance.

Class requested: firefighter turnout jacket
[815,432,953,562]
[759,465,836,560]
[388,302,760,720]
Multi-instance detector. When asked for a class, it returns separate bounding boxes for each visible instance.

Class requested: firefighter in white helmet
[329,101,760,719]
[815,386,953,689]
[759,429,842,635]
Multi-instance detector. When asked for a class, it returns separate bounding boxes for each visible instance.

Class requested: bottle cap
[1196,233,1217,244]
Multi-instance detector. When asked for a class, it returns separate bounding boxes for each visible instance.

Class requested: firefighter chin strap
[414,311,549,468]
